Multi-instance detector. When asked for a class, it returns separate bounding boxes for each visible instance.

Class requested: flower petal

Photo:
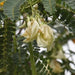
[37,24,54,50]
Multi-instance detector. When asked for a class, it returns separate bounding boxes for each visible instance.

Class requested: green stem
[29,0,33,9]
[29,42,37,75]
[25,0,41,9]
[29,0,34,16]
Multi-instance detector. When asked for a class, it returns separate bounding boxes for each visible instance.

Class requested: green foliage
[0,0,75,75]
[3,0,26,21]
[0,0,5,2]
[53,6,75,36]
[56,0,75,14]
[20,0,40,14]
[42,0,56,15]
[0,19,16,75]
[63,0,75,10]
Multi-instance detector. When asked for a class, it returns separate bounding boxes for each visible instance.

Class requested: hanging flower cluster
[22,16,54,51]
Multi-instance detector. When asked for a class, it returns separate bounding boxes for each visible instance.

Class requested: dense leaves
[0,19,16,75]
[3,0,26,21]
[0,0,75,75]
[63,0,75,10]
[42,0,56,15]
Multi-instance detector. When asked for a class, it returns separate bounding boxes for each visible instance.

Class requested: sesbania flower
[56,50,66,59]
[22,17,39,43]
[37,24,54,50]
[50,60,63,73]
[51,50,66,59]
[36,16,54,50]
[22,16,54,50]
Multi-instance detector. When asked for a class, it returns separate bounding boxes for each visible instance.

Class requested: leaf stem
[56,3,75,14]
[29,0,33,9]
[28,0,34,16]
[28,42,37,75]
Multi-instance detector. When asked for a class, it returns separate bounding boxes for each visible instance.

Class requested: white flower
[22,16,54,50]
[37,24,54,51]
[22,17,39,43]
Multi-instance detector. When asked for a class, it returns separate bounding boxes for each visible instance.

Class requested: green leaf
[42,0,56,15]
[0,0,5,2]
[0,19,16,74]
[64,0,75,10]
[3,0,26,21]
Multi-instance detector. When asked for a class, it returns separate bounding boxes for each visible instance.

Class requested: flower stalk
[28,42,37,75]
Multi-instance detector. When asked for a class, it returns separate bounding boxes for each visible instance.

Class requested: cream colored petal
[50,60,63,73]
[37,17,44,26]
[37,24,54,50]
[22,17,39,43]
[56,50,66,59]
[37,33,48,47]
[23,38,31,43]
[51,50,66,59]
[31,18,39,38]
[27,17,31,27]
[22,27,31,38]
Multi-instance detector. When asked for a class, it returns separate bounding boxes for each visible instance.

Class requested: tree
[0,0,75,75]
